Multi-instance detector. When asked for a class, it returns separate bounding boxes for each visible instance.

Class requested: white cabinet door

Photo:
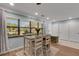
[69,20,79,42]
[59,21,69,40]
[52,23,58,36]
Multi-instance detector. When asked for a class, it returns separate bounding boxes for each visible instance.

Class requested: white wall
[8,37,24,49]
[52,19,79,43]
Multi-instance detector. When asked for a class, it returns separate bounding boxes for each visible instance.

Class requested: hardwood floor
[52,43,79,56]
[0,43,79,56]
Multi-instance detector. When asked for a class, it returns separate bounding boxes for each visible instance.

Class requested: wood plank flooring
[0,43,79,56]
[52,43,79,56]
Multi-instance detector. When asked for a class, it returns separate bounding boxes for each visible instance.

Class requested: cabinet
[43,36,51,56]
[24,35,51,56]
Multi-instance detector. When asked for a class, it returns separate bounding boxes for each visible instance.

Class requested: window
[31,21,43,35]
[7,17,43,37]
[20,20,29,35]
[7,17,18,37]
[31,21,37,34]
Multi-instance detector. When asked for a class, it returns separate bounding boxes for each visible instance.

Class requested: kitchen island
[23,34,51,56]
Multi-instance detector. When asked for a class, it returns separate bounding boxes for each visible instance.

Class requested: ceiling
[0,3,79,21]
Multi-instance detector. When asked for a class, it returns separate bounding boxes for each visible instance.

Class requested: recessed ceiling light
[35,12,38,15]
[9,3,14,6]
[68,17,72,19]
[47,17,49,20]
